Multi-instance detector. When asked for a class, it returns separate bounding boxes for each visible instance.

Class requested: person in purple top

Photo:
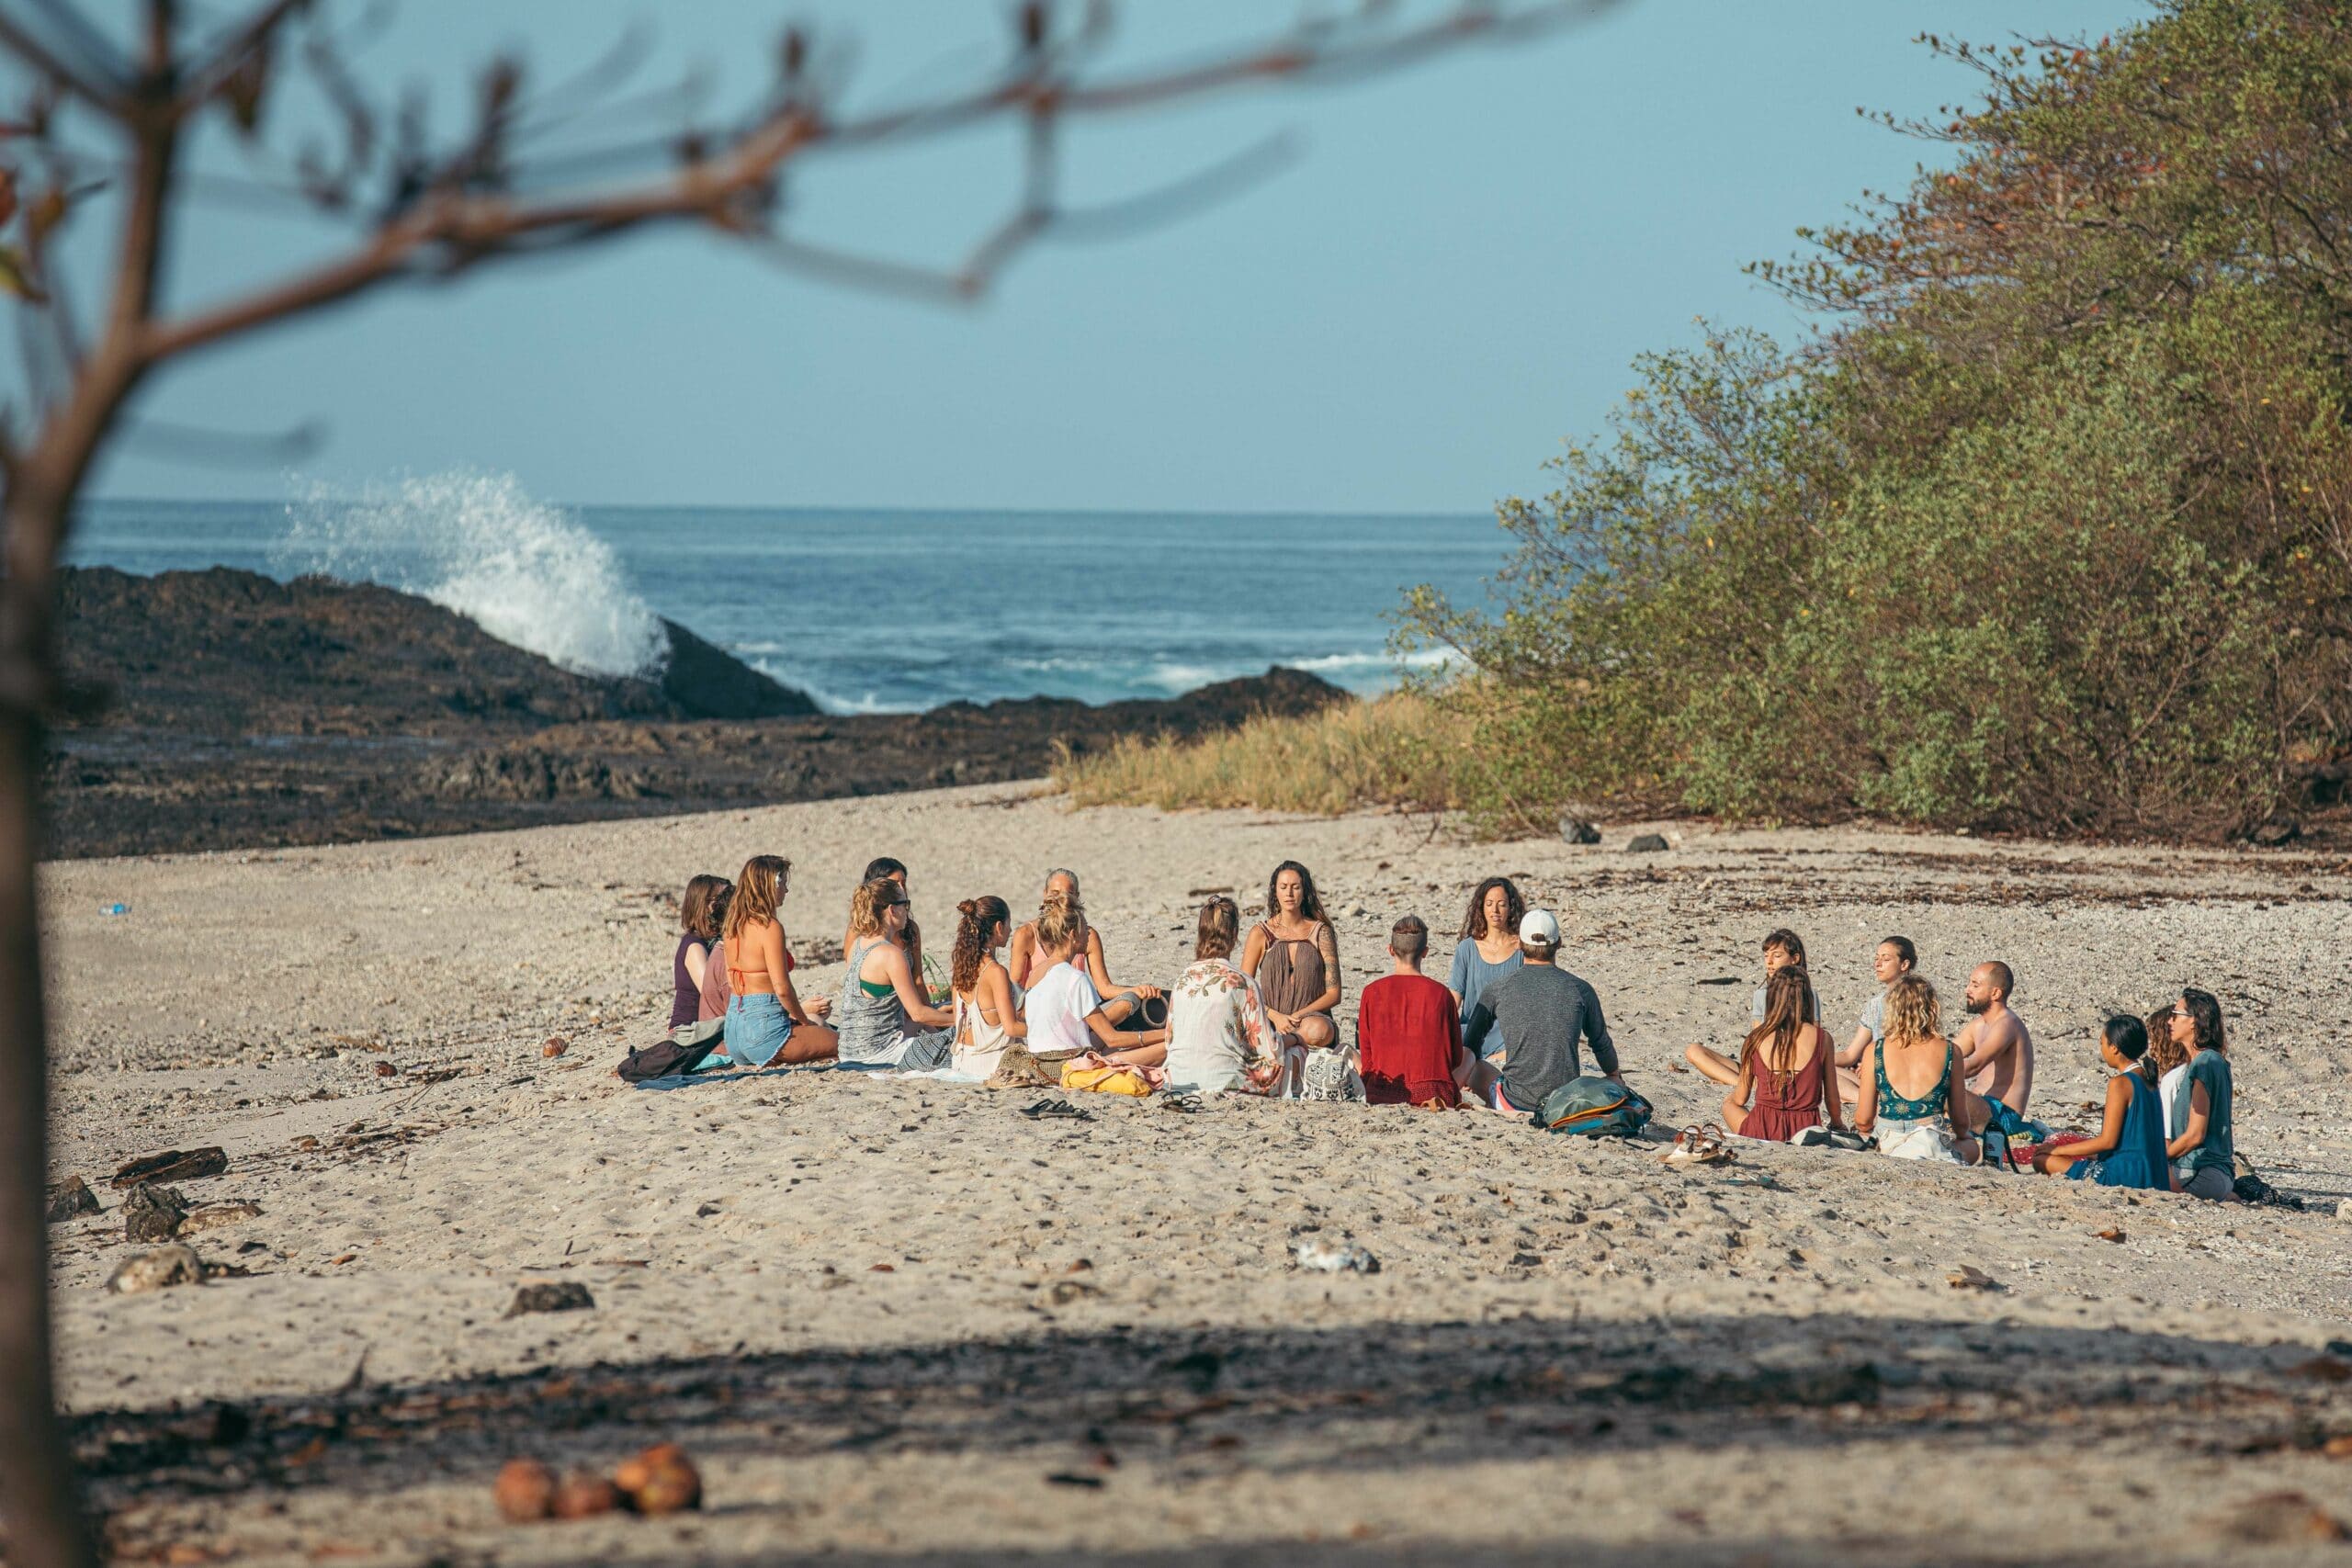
[670,874,729,1031]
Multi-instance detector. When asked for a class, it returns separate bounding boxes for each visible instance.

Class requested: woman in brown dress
[1240,860,1341,1060]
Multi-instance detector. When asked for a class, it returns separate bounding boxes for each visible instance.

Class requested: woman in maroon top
[670,874,729,1031]
[1354,915,1463,1107]
[1725,967,1842,1141]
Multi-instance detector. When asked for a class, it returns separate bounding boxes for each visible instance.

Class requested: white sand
[40,782,2352,1564]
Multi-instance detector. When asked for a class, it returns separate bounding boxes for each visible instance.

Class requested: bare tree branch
[0,9,128,111]
[176,0,307,114]
[0,9,1620,1566]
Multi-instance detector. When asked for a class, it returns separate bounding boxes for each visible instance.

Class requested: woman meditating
[1240,861,1341,1055]
[2165,988,2236,1201]
[1006,869,1162,1007]
[1851,975,1973,1163]
[841,856,930,996]
[1023,897,1169,1065]
[948,896,1024,1081]
[1723,967,1841,1141]
[833,876,956,1070]
[2032,1014,2166,1189]
[671,874,729,1032]
[2143,1001,2190,1139]
[715,855,839,1068]
[1165,897,1281,1095]
[1685,928,1810,1086]
[1446,876,1524,1062]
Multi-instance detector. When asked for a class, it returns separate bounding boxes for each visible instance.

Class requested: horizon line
[76,496,1504,523]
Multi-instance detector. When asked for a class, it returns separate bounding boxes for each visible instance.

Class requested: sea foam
[274,472,666,678]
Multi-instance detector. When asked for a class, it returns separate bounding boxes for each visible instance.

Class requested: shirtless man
[1954,960,2033,1126]
[1834,935,1916,1105]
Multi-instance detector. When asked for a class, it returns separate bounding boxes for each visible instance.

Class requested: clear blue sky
[80,0,2145,513]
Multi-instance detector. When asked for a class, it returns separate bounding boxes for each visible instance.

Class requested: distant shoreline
[46,565,1350,861]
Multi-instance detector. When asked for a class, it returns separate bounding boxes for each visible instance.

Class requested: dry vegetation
[1052,692,1466,817]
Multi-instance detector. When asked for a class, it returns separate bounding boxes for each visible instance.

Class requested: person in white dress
[948,895,1024,1080]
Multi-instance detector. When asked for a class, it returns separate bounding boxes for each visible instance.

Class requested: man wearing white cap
[1461,908,1622,1114]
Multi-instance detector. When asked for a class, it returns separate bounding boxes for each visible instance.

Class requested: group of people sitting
[1668,927,2237,1197]
[664,862,2241,1201]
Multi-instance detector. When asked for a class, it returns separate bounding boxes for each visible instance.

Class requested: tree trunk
[0,585,92,1567]
[0,407,136,1568]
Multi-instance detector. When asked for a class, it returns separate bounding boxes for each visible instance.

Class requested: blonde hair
[723,856,787,945]
[1883,974,1941,1047]
[846,875,902,939]
[1035,896,1086,955]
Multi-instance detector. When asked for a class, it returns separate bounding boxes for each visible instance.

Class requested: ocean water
[68,475,1506,714]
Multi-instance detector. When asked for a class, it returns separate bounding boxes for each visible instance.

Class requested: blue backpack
[1532,1075,1652,1137]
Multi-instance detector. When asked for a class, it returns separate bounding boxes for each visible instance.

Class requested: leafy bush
[1400,0,2352,840]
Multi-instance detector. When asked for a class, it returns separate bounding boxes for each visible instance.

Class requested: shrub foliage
[1401,0,2352,840]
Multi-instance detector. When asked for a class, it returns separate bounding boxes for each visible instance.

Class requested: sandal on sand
[1661,1123,1734,1168]
[1019,1098,1092,1122]
[1159,1092,1204,1114]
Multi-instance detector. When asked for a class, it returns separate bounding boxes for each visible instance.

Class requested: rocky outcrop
[45,566,1347,858]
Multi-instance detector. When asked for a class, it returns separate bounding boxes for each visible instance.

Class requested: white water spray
[274,471,666,678]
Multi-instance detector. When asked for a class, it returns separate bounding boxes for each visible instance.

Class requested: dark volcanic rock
[58,566,693,733]
[121,1183,187,1243]
[504,1281,594,1318]
[658,618,815,719]
[45,1176,100,1223]
[47,566,1349,858]
[432,748,654,803]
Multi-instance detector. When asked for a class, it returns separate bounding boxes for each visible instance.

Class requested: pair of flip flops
[1661,1123,1734,1168]
[1019,1098,1092,1122]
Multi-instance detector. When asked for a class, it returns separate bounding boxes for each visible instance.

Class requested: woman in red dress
[1725,967,1844,1141]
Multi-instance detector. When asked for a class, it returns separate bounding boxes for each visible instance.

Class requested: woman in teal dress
[2034,1015,2167,1189]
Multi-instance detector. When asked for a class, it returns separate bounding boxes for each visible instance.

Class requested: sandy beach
[40,781,2352,1565]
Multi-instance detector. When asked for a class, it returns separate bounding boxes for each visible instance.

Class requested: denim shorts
[723,993,792,1067]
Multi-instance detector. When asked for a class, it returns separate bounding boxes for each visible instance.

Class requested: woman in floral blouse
[1164,897,1282,1095]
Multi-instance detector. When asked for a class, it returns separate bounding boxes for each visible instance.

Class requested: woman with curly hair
[1851,975,1971,1163]
[948,896,1024,1080]
[2142,1000,2190,1147]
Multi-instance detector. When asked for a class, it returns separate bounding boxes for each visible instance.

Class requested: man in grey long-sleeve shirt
[1461,908,1621,1113]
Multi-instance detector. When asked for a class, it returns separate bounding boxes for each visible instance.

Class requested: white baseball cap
[1519,908,1561,944]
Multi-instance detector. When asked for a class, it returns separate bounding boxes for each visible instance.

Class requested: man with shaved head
[1956,960,2034,1126]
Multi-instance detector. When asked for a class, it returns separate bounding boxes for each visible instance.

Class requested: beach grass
[1050,692,1464,816]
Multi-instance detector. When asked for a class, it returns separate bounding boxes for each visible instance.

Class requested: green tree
[1406,0,2352,840]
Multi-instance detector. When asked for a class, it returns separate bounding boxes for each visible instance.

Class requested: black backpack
[616,1035,718,1084]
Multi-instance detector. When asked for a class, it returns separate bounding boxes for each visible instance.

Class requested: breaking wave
[273,471,666,678]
